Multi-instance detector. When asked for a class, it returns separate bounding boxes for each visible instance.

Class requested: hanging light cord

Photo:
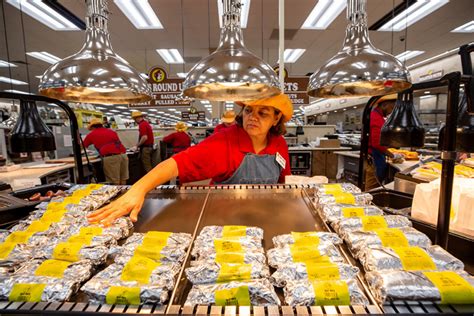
[18,1,32,94]
[181,0,186,75]
[1,1,14,92]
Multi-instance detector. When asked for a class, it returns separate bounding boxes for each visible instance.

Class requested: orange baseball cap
[236,93,293,122]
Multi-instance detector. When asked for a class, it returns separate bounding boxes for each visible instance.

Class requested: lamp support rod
[0,92,85,184]
[278,0,285,92]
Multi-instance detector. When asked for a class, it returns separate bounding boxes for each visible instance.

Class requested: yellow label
[134,244,166,261]
[106,286,140,305]
[305,262,341,280]
[215,252,245,264]
[392,247,436,271]
[46,202,65,211]
[291,232,321,246]
[79,226,103,237]
[34,259,71,278]
[67,234,94,245]
[342,207,365,218]
[374,228,409,247]
[72,189,88,197]
[5,231,35,244]
[9,283,46,302]
[423,271,474,304]
[361,216,388,231]
[290,244,329,263]
[214,239,243,253]
[121,256,160,284]
[331,192,356,204]
[142,231,171,246]
[217,263,252,283]
[63,196,82,205]
[222,226,247,238]
[87,184,103,191]
[322,184,343,194]
[0,242,16,259]
[41,208,67,222]
[215,286,251,306]
[26,220,52,233]
[52,242,83,262]
[312,280,350,306]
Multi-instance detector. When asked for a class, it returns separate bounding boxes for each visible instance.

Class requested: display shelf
[74,109,104,128]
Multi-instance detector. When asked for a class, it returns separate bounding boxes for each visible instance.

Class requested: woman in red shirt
[162,122,191,155]
[88,93,293,225]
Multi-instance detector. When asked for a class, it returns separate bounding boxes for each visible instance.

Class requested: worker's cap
[375,94,398,105]
[131,111,144,119]
[175,121,188,132]
[236,93,293,122]
[87,117,103,130]
[221,110,236,123]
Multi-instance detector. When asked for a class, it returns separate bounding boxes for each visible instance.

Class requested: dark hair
[235,107,287,136]
[90,123,103,129]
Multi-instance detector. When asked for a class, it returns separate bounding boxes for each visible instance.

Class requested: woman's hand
[87,188,146,226]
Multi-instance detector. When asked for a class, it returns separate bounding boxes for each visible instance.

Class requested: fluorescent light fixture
[302,0,346,29]
[279,49,306,63]
[4,89,30,94]
[420,95,435,99]
[0,60,16,67]
[395,50,425,62]
[6,0,81,30]
[26,51,61,64]
[156,49,184,64]
[378,0,449,32]
[114,0,163,29]
[140,73,149,79]
[218,0,250,28]
[0,76,28,85]
[177,72,187,78]
[116,106,128,109]
[451,20,474,33]
[35,75,42,79]
[424,91,430,94]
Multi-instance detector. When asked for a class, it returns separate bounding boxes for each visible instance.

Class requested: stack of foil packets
[185,225,280,306]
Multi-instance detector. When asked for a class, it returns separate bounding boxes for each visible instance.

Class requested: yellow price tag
[312,280,350,306]
[134,244,166,261]
[214,239,243,253]
[374,228,409,247]
[291,232,320,246]
[121,256,160,284]
[342,207,365,218]
[46,202,65,211]
[423,271,474,304]
[34,259,71,278]
[290,244,329,263]
[67,234,94,245]
[41,208,67,222]
[215,286,251,306]
[142,231,171,246]
[52,242,83,262]
[217,263,252,283]
[5,231,35,244]
[79,226,103,237]
[0,242,16,259]
[305,262,341,280]
[222,226,247,238]
[63,196,82,205]
[331,192,355,204]
[87,184,103,191]
[9,283,46,302]
[361,216,388,231]
[215,252,245,264]
[26,220,52,233]
[322,184,343,194]
[106,286,140,305]
[392,247,436,271]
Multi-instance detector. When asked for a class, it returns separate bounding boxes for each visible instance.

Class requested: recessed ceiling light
[26,51,61,64]
[451,20,474,33]
[116,106,128,109]
[395,50,425,62]
[0,60,16,68]
[279,49,306,63]
[177,72,187,78]
[424,91,430,94]
[114,0,163,29]
[301,0,346,30]
[156,49,184,64]
[140,73,149,79]
[0,76,28,85]
[377,0,449,32]
[4,89,30,94]
[218,0,250,28]
[6,0,84,31]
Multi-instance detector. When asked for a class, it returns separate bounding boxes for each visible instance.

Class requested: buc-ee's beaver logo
[150,67,167,83]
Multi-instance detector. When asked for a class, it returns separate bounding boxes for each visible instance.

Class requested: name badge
[275,152,286,169]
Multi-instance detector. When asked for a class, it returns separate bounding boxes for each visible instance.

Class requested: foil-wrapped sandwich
[185,279,280,306]
[197,226,264,240]
[36,242,109,266]
[359,246,464,272]
[192,238,264,260]
[0,230,50,248]
[185,262,270,284]
[319,204,383,223]
[194,235,262,250]
[191,252,267,265]
[316,193,373,207]
[267,244,344,269]
[344,227,432,257]
[270,262,359,287]
[123,232,192,249]
[14,259,93,283]
[81,262,172,305]
[113,255,182,281]
[111,242,188,264]
[332,215,412,237]
[272,232,342,248]
[0,275,80,302]
[284,279,369,306]
[0,243,34,272]
[366,270,474,304]
[313,183,361,195]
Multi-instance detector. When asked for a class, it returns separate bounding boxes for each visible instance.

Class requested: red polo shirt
[138,120,154,145]
[83,127,126,156]
[172,125,291,184]
[214,123,233,134]
[369,107,388,154]
[163,131,191,153]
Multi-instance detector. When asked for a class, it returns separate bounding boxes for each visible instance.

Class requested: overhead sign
[419,70,444,82]
[129,66,191,108]
[274,66,309,106]
[182,111,206,121]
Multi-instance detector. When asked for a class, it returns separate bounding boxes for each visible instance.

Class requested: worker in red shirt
[83,118,128,185]
[163,122,191,155]
[214,110,236,133]
[131,111,154,173]
[88,93,293,225]
[366,94,403,189]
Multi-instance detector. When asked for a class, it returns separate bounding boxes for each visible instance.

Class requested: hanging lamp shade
[380,92,425,148]
[38,0,151,105]
[183,0,280,101]
[9,100,56,153]
[307,0,412,98]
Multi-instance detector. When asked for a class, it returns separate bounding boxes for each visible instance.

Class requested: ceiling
[0,0,473,123]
